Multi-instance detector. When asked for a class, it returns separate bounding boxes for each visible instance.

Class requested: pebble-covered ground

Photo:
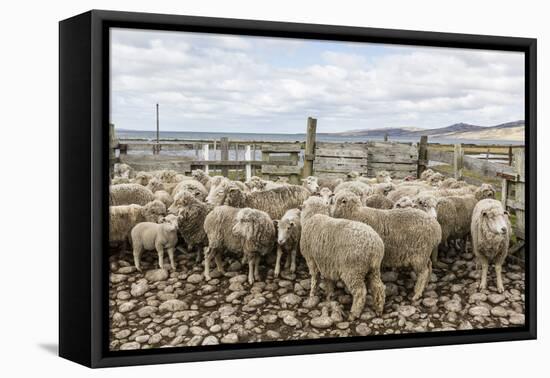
[109,247,525,351]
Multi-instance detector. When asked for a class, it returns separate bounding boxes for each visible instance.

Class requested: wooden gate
[313,142,368,178]
[260,143,302,184]
[367,141,418,179]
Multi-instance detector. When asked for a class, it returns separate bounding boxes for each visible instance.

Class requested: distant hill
[335,121,525,141]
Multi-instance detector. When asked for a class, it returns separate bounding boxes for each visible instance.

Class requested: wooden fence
[498,149,526,242]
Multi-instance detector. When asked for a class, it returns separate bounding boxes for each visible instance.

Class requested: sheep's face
[477,184,496,199]
[302,176,320,194]
[428,173,444,185]
[134,173,151,186]
[346,171,359,181]
[420,169,434,181]
[191,169,206,181]
[148,178,165,193]
[333,191,361,217]
[161,221,178,234]
[439,178,457,189]
[319,188,333,205]
[393,196,414,209]
[413,196,438,218]
[144,200,167,222]
[162,214,181,228]
[232,209,257,239]
[377,183,395,196]
[376,171,391,183]
[277,218,296,245]
[159,170,177,183]
[206,184,229,205]
[481,208,509,235]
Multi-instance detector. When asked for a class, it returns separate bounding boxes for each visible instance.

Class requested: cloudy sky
[110,28,525,134]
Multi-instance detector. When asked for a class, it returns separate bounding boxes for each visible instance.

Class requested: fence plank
[303,117,317,178]
[202,143,209,175]
[245,145,252,182]
[220,137,229,177]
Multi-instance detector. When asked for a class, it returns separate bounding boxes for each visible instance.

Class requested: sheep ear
[273,220,279,228]
[504,211,509,217]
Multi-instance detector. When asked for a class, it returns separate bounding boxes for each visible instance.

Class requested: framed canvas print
[59,10,537,368]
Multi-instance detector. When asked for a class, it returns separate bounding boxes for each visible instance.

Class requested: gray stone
[221,333,239,344]
[229,274,248,284]
[355,323,372,336]
[469,306,490,317]
[145,269,169,282]
[115,329,131,339]
[280,293,302,306]
[490,306,508,317]
[187,273,203,284]
[509,313,525,325]
[159,299,187,312]
[302,296,320,309]
[190,326,209,336]
[131,280,149,297]
[444,300,462,312]
[283,315,301,327]
[118,302,135,313]
[202,336,219,345]
[310,316,333,329]
[488,293,506,304]
[110,274,128,284]
[398,305,416,317]
[137,306,156,318]
[119,342,140,350]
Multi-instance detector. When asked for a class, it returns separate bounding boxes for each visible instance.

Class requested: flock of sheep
[110,163,512,321]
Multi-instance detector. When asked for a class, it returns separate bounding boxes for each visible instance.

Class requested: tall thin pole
[156,103,159,144]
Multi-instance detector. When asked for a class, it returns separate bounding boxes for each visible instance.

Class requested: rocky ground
[109,248,525,351]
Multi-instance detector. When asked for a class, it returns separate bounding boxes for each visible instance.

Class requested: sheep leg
[167,247,176,271]
[254,255,261,281]
[412,261,432,301]
[432,247,448,269]
[195,247,202,264]
[290,249,297,273]
[214,253,225,275]
[324,279,335,301]
[368,271,386,316]
[274,246,283,278]
[248,258,255,285]
[132,244,144,272]
[203,247,214,281]
[478,257,489,291]
[156,247,165,270]
[342,274,366,321]
[495,264,504,293]
[306,259,319,298]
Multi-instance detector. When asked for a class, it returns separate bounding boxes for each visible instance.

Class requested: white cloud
[110,28,525,133]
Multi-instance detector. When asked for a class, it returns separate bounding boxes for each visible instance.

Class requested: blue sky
[110,28,525,133]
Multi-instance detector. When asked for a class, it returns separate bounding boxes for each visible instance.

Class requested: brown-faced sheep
[213,184,311,220]
[109,200,167,245]
[333,191,441,301]
[109,183,155,206]
[300,197,385,318]
[131,221,178,271]
[471,199,511,292]
[274,208,301,277]
[172,191,214,263]
[365,194,394,209]
[203,206,275,284]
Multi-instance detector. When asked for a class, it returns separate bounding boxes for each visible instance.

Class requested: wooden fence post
[109,123,117,178]
[453,143,464,180]
[245,145,252,182]
[514,149,525,239]
[303,117,317,178]
[220,137,229,177]
[203,143,209,175]
[508,145,513,166]
[384,133,389,142]
[417,135,428,178]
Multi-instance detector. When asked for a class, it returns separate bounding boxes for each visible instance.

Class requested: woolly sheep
[131,221,178,271]
[475,183,496,200]
[192,169,219,192]
[110,183,155,206]
[133,172,153,186]
[471,199,511,292]
[376,170,392,183]
[172,191,214,263]
[231,208,277,284]
[427,172,445,185]
[109,200,167,245]
[301,176,321,194]
[372,182,396,196]
[273,208,301,277]
[317,177,344,191]
[147,177,165,193]
[333,191,441,301]
[111,176,130,185]
[393,196,415,209]
[319,187,333,205]
[387,184,429,202]
[365,194,394,209]
[114,163,134,179]
[213,184,311,220]
[300,197,386,318]
[420,168,435,181]
[334,181,373,204]
[203,206,275,284]
[153,190,174,209]
[172,179,208,201]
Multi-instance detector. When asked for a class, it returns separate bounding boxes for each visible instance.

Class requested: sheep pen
[108,167,525,351]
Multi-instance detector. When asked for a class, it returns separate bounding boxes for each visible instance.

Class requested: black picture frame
[59,9,537,368]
